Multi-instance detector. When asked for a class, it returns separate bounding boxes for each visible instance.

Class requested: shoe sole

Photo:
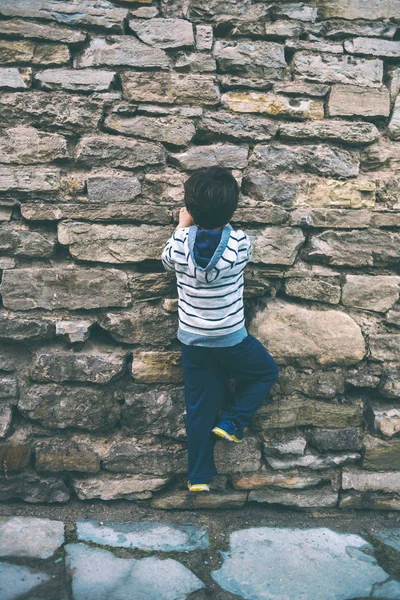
[212,427,243,443]
[187,483,210,492]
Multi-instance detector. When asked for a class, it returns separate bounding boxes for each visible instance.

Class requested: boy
[161,166,279,492]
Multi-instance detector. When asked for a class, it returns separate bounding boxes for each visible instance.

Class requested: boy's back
[161,222,252,347]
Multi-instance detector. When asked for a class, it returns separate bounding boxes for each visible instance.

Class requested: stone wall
[0,0,399,511]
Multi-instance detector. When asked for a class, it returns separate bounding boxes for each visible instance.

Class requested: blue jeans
[181,333,279,484]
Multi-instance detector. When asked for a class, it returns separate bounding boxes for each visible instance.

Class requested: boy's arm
[161,233,176,272]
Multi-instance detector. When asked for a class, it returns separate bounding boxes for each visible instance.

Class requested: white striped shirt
[161,223,253,346]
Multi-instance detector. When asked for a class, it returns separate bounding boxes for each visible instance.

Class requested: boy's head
[183,166,239,229]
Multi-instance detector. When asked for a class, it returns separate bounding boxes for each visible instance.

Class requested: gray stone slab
[0,561,49,600]
[76,519,209,551]
[211,526,391,600]
[371,578,400,599]
[0,516,64,559]
[65,543,205,600]
[373,529,400,553]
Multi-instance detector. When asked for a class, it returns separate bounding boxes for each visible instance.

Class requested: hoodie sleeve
[161,227,189,272]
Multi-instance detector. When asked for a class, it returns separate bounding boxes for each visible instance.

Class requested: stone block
[195,25,213,50]
[72,473,169,501]
[328,85,390,118]
[0,268,130,311]
[0,18,86,43]
[214,437,262,474]
[369,405,400,438]
[0,472,70,503]
[233,470,333,490]
[369,335,400,362]
[243,172,297,207]
[280,120,379,145]
[342,275,400,312]
[75,135,165,169]
[0,443,30,472]
[0,39,69,65]
[221,91,324,120]
[345,38,400,58]
[35,439,100,473]
[150,489,247,509]
[296,179,376,209]
[247,227,305,266]
[74,36,170,69]
[248,487,338,507]
[131,352,183,383]
[249,300,366,368]
[121,72,220,104]
[284,274,341,304]
[104,113,195,146]
[35,69,115,92]
[0,165,60,193]
[291,208,372,229]
[272,3,317,21]
[265,452,360,471]
[0,67,31,89]
[310,428,363,452]
[293,52,383,87]
[214,40,287,79]
[0,223,56,258]
[103,438,186,475]
[316,0,400,20]
[389,97,400,141]
[273,365,345,398]
[198,110,278,142]
[128,18,194,48]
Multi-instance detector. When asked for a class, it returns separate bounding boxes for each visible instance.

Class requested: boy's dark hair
[183,166,239,229]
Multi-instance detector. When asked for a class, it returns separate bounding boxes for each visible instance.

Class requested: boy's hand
[177,207,194,229]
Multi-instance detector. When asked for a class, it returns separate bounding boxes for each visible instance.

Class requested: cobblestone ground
[0,502,399,600]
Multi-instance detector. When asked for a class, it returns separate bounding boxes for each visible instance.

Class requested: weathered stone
[310,429,363,452]
[0,18,86,43]
[340,492,400,511]
[302,229,400,267]
[0,407,12,439]
[18,384,120,431]
[98,304,176,347]
[170,144,248,170]
[87,173,141,203]
[0,472,69,503]
[369,335,400,362]
[273,82,329,98]
[35,69,115,92]
[369,405,400,438]
[345,365,383,390]
[252,395,363,430]
[189,0,268,23]
[129,18,194,48]
[130,6,159,18]
[104,113,195,146]
[342,468,400,494]
[250,300,366,368]
[362,140,400,172]
[280,120,379,145]
[318,0,399,20]
[214,437,261,474]
[66,543,206,598]
[0,91,105,134]
[372,211,400,227]
[0,39,69,65]
[262,435,307,458]
[291,208,371,229]
[0,0,127,30]
[345,38,400,58]
[151,489,247,509]
[0,268,130,311]
[30,346,127,384]
[286,40,343,54]
[273,3,317,22]
[55,320,93,344]
[0,165,60,193]
[265,451,360,471]
[248,487,338,507]
[121,72,220,104]
[249,144,359,178]
[232,205,289,226]
[74,36,169,69]
[0,125,67,164]
[198,110,278,142]
[73,473,169,500]
[128,272,176,300]
[390,67,400,101]
[326,20,397,39]
[381,368,400,399]
[75,135,165,169]
[363,435,400,471]
[233,470,334,490]
[389,97,400,141]
[0,443,30,472]
[0,223,56,258]
[247,227,305,266]
[264,21,303,39]
[35,439,100,473]
[0,67,31,89]
[132,352,183,383]
[328,84,391,118]
[274,365,345,398]
[293,52,383,87]
[103,438,186,475]
[174,51,216,72]
[284,273,341,304]
[386,309,400,328]
[0,377,18,403]
[297,178,376,209]
[122,384,186,440]
[0,313,56,341]
[196,24,213,50]
[214,40,287,80]
[243,172,297,208]
[342,275,400,313]
[58,222,170,264]
[221,91,324,120]
[0,516,64,559]
[23,203,170,224]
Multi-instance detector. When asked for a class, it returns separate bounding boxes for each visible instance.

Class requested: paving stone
[76,519,209,551]
[65,543,205,600]
[211,527,391,599]
[0,562,49,600]
[0,516,64,559]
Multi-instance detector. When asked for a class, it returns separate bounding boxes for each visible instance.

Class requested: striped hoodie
[161,223,253,347]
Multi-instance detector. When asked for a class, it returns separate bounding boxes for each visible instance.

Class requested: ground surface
[0,501,400,600]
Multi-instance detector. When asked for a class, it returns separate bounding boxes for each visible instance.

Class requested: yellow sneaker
[212,419,244,443]
[187,481,210,492]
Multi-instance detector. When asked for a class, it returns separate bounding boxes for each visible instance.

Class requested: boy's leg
[181,343,228,484]
[216,334,279,432]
